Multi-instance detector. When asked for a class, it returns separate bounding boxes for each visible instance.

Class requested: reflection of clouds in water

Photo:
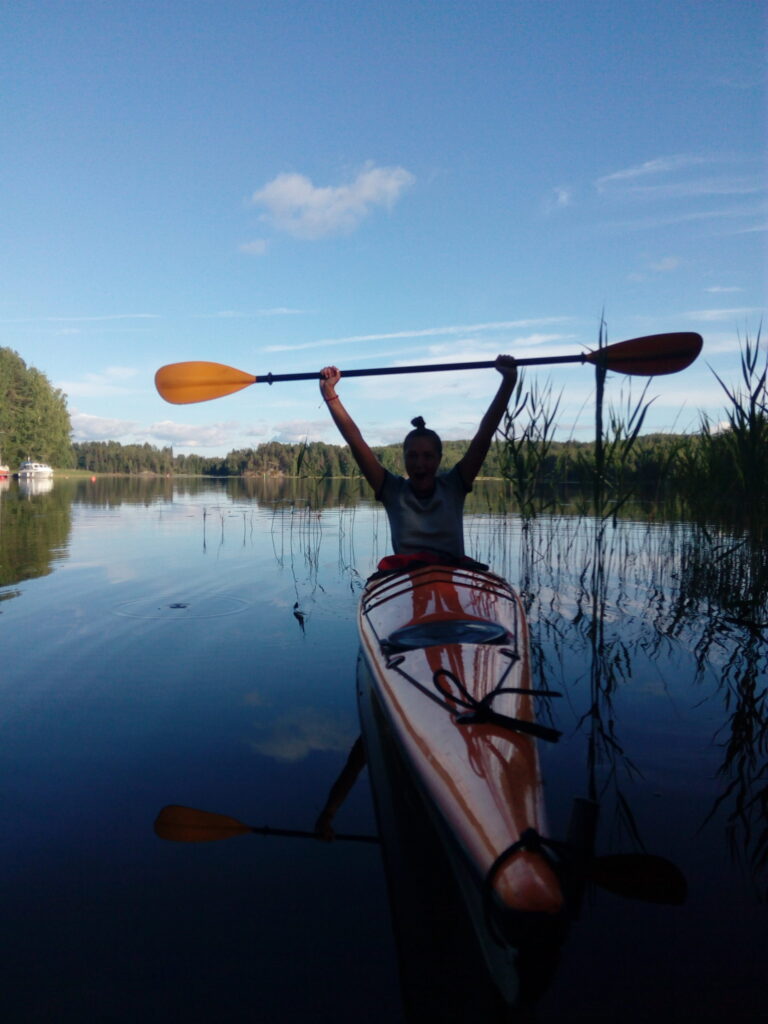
[249,706,355,762]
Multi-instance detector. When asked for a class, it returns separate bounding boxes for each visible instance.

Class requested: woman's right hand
[319,365,341,401]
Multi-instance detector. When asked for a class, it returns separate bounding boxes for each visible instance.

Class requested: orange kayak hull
[357,565,563,917]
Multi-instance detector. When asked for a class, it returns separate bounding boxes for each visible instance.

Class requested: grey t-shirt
[377,466,470,557]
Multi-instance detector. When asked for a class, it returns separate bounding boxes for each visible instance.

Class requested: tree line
[1,347,72,468]
[68,433,689,487]
[4,342,764,530]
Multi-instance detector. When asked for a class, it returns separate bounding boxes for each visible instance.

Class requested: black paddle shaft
[257,354,586,384]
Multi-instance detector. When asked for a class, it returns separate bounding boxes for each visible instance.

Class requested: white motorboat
[17,461,54,479]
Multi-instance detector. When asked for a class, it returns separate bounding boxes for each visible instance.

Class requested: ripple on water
[113,595,250,619]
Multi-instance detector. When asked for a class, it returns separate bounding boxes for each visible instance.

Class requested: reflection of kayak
[357,563,563,923]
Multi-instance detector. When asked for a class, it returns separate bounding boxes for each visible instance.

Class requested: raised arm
[456,355,518,489]
[320,366,386,493]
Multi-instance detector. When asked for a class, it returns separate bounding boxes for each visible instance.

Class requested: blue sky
[2,0,766,456]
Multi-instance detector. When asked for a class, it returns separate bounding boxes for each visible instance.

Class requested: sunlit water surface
[1,477,765,1021]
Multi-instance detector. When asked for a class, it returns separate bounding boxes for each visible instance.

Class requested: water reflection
[664,527,768,898]
[234,482,767,912]
[516,516,768,902]
[0,479,71,589]
[18,476,54,497]
[1,477,765,1019]
[270,496,767,1003]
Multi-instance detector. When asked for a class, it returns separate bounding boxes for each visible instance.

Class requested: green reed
[675,330,767,535]
[510,513,768,896]
[588,322,657,522]
[498,321,655,522]
[497,371,562,521]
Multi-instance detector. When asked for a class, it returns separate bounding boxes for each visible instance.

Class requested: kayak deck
[357,564,563,917]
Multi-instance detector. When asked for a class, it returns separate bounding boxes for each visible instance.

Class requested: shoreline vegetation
[3,332,766,533]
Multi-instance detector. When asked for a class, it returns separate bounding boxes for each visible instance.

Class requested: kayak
[356,562,564,924]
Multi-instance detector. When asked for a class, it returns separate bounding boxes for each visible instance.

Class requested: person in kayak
[319,355,517,563]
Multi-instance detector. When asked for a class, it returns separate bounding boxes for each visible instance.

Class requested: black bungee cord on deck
[382,650,563,744]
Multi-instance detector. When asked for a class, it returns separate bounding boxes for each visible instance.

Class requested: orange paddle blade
[588,332,702,376]
[154,361,256,404]
[154,804,252,842]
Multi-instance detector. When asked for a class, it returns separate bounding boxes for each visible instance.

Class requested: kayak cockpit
[383,618,510,653]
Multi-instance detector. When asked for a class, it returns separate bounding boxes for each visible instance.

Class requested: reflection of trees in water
[514,516,767,896]
[0,483,72,589]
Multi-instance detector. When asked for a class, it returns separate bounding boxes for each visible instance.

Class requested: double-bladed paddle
[153,804,687,905]
[155,332,703,405]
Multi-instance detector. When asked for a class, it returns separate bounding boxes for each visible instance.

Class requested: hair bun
[410,416,426,429]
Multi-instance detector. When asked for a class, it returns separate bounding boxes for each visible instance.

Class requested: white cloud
[649,257,680,272]
[602,203,766,232]
[271,419,336,443]
[354,336,580,410]
[196,307,307,318]
[70,412,141,441]
[685,307,764,323]
[544,186,573,213]
[70,411,263,450]
[147,420,253,449]
[264,317,572,353]
[619,177,766,201]
[705,286,744,294]
[729,220,768,234]
[595,155,713,191]
[239,239,269,256]
[250,161,415,239]
[395,333,576,362]
[593,154,767,237]
[0,313,159,324]
[691,331,753,355]
[58,367,139,398]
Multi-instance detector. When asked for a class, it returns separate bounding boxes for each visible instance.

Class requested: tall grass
[498,321,656,522]
[676,330,767,535]
[495,326,766,533]
[587,322,657,522]
[497,373,562,521]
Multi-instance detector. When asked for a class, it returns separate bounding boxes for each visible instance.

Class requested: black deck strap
[433,669,562,743]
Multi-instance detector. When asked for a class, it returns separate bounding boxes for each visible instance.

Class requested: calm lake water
[1,475,765,1022]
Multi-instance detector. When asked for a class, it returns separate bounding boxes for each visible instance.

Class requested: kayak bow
[357,564,563,918]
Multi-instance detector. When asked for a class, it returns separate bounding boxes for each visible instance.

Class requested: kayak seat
[383,618,509,652]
